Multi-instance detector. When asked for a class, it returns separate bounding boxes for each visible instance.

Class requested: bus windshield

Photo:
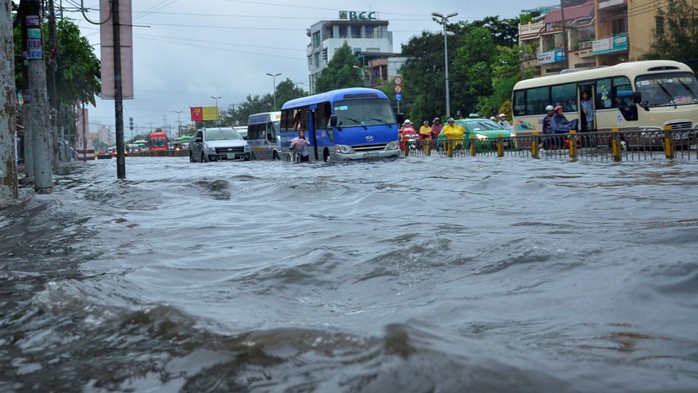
[333,98,395,127]
[636,72,698,107]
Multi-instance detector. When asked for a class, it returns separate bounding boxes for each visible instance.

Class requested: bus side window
[614,91,638,121]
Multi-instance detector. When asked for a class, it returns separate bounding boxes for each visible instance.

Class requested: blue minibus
[280,87,403,161]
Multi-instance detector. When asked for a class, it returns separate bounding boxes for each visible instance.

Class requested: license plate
[226,153,237,159]
[363,152,379,158]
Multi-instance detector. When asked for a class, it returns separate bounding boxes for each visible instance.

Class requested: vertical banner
[100,0,133,99]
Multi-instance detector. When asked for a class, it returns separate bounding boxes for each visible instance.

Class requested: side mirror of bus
[330,115,338,128]
[397,113,405,125]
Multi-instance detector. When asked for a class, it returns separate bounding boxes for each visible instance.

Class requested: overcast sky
[72,0,554,131]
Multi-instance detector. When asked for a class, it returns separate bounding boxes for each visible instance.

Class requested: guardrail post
[469,136,477,156]
[568,130,577,161]
[663,125,674,159]
[611,128,622,162]
[496,134,504,158]
[531,132,539,159]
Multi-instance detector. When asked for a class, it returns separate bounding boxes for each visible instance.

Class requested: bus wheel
[273,151,279,160]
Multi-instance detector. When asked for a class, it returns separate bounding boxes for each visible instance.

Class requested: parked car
[189,127,251,162]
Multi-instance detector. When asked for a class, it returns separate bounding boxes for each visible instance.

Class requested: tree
[314,42,363,93]
[642,0,698,70]
[220,78,306,127]
[453,26,497,117]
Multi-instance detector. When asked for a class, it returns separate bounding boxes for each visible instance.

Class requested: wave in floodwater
[1,157,698,392]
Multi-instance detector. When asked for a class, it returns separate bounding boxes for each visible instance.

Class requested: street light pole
[174,110,182,136]
[266,72,282,110]
[432,11,458,118]
[211,96,222,124]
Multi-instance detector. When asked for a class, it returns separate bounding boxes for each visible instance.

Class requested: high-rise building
[306,11,395,93]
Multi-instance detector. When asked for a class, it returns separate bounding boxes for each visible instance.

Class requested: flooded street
[2,156,698,392]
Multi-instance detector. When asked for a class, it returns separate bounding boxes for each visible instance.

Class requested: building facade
[307,11,394,93]
[520,0,669,76]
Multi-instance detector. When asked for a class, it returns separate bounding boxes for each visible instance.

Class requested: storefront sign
[592,33,628,55]
[338,11,378,20]
[537,49,564,65]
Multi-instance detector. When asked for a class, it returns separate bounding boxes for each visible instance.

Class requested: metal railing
[401,128,698,162]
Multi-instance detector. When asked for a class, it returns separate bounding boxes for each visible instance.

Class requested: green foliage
[55,19,101,106]
[642,0,698,71]
[314,42,364,93]
[220,78,307,127]
[454,26,497,116]
[13,18,100,106]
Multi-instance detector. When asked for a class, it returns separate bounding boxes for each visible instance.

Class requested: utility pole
[112,0,126,179]
[1,0,19,204]
[25,0,53,194]
[48,0,60,167]
[560,0,569,70]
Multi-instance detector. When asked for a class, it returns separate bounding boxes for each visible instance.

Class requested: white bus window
[552,83,577,112]
[596,79,613,109]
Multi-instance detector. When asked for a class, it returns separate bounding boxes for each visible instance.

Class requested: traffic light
[129,117,134,130]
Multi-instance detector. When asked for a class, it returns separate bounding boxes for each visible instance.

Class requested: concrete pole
[1,0,19,203]
[26,0,53,193]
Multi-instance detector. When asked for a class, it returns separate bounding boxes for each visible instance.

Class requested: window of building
[611,19,626,35]
[351,25,362,38]
[655,16,664,37]
[313,52,319,67]
[339,25,347,38]
[312,31,321,48]
[365,26,374,38]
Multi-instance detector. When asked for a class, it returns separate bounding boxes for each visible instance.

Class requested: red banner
[190,106,203,121]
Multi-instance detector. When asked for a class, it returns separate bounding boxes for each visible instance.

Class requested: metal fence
[402,129,698,162]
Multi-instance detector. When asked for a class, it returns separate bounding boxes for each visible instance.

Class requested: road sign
[394,85,402,93]
[395,93,403,101]
[394,76,402,85]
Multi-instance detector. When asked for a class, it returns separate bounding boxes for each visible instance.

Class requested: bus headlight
[385,140,399,150]
[336,144,354,154]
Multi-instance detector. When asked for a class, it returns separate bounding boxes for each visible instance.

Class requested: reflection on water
[1,157,697,392]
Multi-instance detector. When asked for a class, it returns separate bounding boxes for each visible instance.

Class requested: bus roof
[247,111,281,125]
[513,60,694,90]
[281,87,389,110]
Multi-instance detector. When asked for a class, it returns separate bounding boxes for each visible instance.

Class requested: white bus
[512,60,698,139]
[246,111,281,160]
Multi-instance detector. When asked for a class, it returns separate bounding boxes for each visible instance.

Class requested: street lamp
[174,110,183,136]
[266,72,282,110]
[211,96,222,124]
[353,65,369,86]
[432,11,458,118]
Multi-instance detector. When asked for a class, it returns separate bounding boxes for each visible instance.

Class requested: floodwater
[1,156,697,393]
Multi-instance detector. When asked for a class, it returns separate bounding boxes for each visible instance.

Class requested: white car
[189,127,251,162]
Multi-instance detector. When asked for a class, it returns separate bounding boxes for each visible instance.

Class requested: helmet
[447,117,454,122]
[489,116,496,121]
[404,119,411,125]
[554,105,563,111]
[433,117,441,122]
[545,105,554,111]
[423,120,429,124]
[499,113,506,118]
